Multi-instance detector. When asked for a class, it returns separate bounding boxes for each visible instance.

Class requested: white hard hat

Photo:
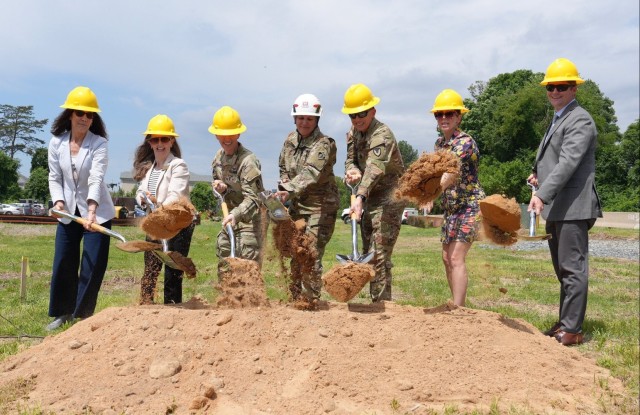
[291,94,322,117]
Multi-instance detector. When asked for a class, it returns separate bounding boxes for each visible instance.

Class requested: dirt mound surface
[0,302,627,414]
[395,151,460,205]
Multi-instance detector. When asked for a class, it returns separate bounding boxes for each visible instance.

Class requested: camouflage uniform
[212,143,265,278]
[279,127,339,300]
[345,118,405,302]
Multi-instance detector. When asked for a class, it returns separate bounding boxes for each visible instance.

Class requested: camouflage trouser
[361,198,404,302]
[290,210,337,300]
[217,220,262,281]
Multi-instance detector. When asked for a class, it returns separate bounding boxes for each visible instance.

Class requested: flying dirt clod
[394,150,461,205]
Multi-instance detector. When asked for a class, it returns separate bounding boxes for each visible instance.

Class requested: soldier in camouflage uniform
[342,84,405,302]
[208,106,265,279]
[275,94,339,301]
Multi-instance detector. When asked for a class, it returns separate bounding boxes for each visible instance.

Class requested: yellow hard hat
[208,106,247,135]
[540,58,584,85]
[341,83,380,114]
[60,86,101,112]
[143,114,179,137]
[430,89,469,113]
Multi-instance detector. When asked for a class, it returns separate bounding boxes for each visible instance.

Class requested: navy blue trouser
[48,219,112,319]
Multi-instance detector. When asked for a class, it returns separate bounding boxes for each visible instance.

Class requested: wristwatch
[356,194,366,202]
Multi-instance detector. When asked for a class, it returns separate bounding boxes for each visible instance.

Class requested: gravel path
[479,239,639,261]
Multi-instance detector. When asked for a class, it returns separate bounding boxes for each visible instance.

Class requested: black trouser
[140,222,195,304]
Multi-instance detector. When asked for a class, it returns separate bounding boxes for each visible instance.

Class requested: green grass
[0,220,638,414]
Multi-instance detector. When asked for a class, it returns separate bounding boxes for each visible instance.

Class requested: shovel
[259,189,290,221]
[518,181,552,241]
[336,182,374,264]
[50,208,127,242]
[137,192,197,275]
[212,187,235,258]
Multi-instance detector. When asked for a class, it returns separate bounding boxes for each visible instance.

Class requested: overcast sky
[2,0,638,188]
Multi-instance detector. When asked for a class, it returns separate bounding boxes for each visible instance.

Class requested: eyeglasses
[74,110,94,119]
[349,110,369,119]
[434,111,459,119]
[545,84,571,92]
[147,136,173,144]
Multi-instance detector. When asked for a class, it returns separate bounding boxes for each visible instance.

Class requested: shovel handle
[50,209,126,243]
[221,201,230,217]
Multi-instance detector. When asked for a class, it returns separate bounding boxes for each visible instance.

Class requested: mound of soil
[394,151,460,205]
[216,258,269,308]
[0,301,627,414]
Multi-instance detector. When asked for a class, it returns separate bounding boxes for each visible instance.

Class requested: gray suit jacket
[48,131,116,225]
[534,100,602,221]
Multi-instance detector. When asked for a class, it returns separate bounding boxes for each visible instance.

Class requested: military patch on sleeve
[373,147,382,158]
[317,152,326,160]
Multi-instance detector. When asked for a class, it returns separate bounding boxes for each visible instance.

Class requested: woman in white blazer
[46,86,116,331]
[133,115,193,304]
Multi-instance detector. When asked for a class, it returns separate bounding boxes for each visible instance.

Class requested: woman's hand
[440,172,456,190]
[213,180,227,194]
[222,213,236,227]
[345,169,362,185]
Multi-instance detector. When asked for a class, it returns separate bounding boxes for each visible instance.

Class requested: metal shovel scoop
[336,182,374,264]
[518,181,552,241]
[212,187,235,258]
[259,189,290,221]
[50,208,127,242]
[137,192,197,274]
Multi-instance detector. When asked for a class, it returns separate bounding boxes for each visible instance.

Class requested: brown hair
[50,109,108,138]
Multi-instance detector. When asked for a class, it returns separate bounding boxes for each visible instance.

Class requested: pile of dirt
[479,194,521,246]
[322,262,375,302]
[0,302,628,414]
[141,198,196,240]
[394,150,460,205]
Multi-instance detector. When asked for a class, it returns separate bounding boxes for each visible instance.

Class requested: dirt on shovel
[479,194,521,246]
[116,240,162,253]
[394,150,461,205]
[322,262,375,302]
[140,198,196,240]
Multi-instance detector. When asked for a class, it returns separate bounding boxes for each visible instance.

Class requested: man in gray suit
[528,58,602,346]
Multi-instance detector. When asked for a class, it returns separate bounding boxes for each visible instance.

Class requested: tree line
[1,70,638,212]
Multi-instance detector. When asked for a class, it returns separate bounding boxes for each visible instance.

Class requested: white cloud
[3,0,638,187]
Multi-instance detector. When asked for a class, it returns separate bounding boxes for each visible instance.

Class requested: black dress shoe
[45,314,73,331]
[543,321,562,337]
[554,330,584,346]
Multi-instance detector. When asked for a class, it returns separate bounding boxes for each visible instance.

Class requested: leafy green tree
[23,167,49,202]
[30,147,49,172]
[0,105,48,159]
[0,151,21,201]
[398,140,418,168]
[335,176,349,210]
[190,182,215,214]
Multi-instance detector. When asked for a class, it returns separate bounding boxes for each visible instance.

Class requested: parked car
[401,208,419,224]
[341,208,351,224]
[31,203,46,215]
[12,203,33,215]
[0,204,22,215]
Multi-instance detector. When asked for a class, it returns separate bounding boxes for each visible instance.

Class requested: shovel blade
[259,190,290,221]
[335,254,351,264]
[357,251,375,264]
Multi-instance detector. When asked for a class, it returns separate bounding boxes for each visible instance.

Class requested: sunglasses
[434,111,459,119]
[147,136,173,144]
[73,110,94,119]
[349,110,369,119]
[545,84,571,92]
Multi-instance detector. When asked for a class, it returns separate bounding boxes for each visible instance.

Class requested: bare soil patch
[0,300,628,414]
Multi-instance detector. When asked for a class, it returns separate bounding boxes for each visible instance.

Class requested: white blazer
[48,131,116,225]
[136,154,191,207]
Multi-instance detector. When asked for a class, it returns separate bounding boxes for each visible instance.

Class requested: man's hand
[222,213,236,227]
[528,195,544,216]
[345,169,362,185]
[212,180,227,194]
[527,173,538,187]
[275,190,289,203]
